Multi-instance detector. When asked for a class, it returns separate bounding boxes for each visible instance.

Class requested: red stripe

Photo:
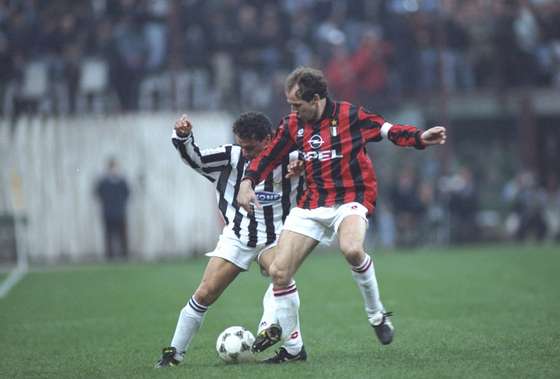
[356,126,377,213]
[319,118,335,206]
[338,103,356,205]
[352,256,372,273]
[359,108,384,142]
[355,256,371,271]
[274,287,298,297]
[273,284,296,296]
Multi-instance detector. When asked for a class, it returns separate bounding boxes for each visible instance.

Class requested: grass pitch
[1,245,559,378]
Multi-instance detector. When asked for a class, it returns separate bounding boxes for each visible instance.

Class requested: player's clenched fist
[420,126,447,145]
[285,159,305,179]
[175,114,192,137]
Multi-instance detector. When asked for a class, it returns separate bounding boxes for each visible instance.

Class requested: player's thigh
[272,230,318,280]
[196,257,242,305]
[337,215,368,264]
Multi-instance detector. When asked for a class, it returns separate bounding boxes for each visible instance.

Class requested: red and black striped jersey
[243,98,425,214]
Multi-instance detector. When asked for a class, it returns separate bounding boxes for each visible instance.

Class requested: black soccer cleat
[263,346,307,364]
[369,311,394,345]
[252,323,282,353]
[154,346,181,368]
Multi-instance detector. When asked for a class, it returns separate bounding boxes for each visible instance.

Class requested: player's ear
[312,93,321,104]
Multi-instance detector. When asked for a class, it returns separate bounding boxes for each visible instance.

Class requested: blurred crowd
[373,162,560,249]
[1,0,560,116]
[1,0,558,248]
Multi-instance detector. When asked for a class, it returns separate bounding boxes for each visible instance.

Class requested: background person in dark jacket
[95,158,130,260]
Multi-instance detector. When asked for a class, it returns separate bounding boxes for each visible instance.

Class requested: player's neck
[313,98,327,122]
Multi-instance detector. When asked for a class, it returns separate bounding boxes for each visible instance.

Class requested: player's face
[235,135,271,159]
[286,85,320,122]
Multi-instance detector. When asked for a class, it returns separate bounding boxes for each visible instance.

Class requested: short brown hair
[285,67,328,101]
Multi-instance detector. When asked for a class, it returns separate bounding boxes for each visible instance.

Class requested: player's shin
[273,280,302,355]
[350,254,384,316]
[258,283,276,334]
[169,296,208,361]
[280,285,303,355]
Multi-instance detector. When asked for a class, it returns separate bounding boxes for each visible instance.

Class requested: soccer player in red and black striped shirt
[238,67,446,362]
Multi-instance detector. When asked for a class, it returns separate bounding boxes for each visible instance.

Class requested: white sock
[170,296,208,361]
[273,281,303,355]
[351,254,384,318]
[258,283,276,334]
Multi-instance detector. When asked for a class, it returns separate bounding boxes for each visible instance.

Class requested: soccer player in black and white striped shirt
[155,112,306,367]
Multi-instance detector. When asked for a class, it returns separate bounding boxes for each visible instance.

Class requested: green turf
[1,245,559,378]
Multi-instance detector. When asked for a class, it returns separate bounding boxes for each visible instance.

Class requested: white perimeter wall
[0,113,233,263]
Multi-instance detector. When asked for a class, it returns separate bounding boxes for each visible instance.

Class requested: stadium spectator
[155,112,308,367]
[390,169,424,247]
[1,0,560,116]
[95,158,131,260]
[543,173,560,242]
[237,67,447,361]
[503,170,547,242]
[442,166,479,244]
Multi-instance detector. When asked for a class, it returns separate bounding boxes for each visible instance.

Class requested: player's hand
[285,160,305,178]
[421,126,446,145]
[237,179,260,214]
[174,114,192,137]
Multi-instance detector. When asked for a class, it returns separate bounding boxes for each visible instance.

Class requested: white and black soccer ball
[216,326,255,363]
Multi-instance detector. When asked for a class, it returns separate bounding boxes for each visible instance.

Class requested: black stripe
[231,151,247,238]
[281,158,292,222]
[296,119,304,149]
[348,105,365,205]
[189,298,207,313]
[215,145,234,224]
[202,165,227,174]
[309,122,324,206]
[296,177,304,205]
[189,135,204,161]
[263,172,276,245]
[330,103,345,203]
[174,139,200,169]
[201,151,229,164]
[246,154,259,248]
[173,139,217,182]
[247,210,258,247]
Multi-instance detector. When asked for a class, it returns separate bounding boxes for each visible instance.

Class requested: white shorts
[205,230,277,271]
[282,202,369,243]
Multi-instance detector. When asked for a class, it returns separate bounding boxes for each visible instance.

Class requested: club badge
[330,119,338,137]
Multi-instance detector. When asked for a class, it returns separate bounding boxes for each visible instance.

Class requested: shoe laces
[371,311,393,327]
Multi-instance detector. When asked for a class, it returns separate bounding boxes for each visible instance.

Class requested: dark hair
[232,112,273,141]
[285,66,328,101]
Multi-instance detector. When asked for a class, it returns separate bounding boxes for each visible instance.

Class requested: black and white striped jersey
[172,130,304,247]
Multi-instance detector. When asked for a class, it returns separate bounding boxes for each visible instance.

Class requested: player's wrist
[415,130,426,149]
[241,177,256,189]
[173,129,192,139]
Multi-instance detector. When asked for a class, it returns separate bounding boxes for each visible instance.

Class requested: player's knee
[193,284,217,306]
[340,242,365,266]
[268,263,291,287]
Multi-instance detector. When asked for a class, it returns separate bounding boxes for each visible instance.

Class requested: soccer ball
[216,326,255,363]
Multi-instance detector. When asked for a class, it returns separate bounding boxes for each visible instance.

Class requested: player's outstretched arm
[420,126,447,145]
[171,114,232,183]
[237,179,260,213]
